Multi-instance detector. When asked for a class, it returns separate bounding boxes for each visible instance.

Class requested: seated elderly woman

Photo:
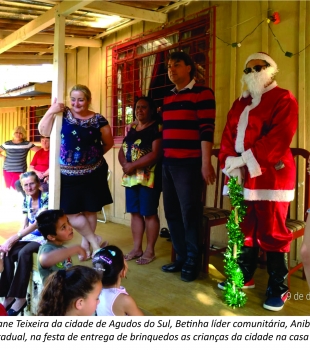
[0,171,48,316]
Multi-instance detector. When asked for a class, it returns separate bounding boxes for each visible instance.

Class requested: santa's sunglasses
[243,64,270,75]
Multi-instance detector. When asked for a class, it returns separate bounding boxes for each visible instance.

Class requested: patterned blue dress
[59,107,113,214]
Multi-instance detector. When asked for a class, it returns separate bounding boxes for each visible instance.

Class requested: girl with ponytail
[37,265,102,316]
[92,245,144,316]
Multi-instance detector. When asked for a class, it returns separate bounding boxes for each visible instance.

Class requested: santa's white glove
[225,156,245,174]
[228,168,244,185]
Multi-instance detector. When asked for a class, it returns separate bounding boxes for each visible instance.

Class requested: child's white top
[96,286,128,316]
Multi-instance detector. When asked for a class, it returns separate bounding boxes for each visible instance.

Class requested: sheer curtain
[140,55,156,96]
[139,34,178,96]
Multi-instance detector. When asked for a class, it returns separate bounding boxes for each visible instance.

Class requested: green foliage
[223,177,247,308]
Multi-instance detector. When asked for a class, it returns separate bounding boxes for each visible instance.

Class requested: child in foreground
[37,265,102,316]
[92,245,144,316]
[36,209,87,284]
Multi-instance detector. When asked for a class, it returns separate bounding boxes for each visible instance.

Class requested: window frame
[106,6,216,143]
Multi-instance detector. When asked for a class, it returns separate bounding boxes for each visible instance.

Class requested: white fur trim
[241,149,262,178]
[222,167,230,178]
[262,80,277,94]
[223,183,244,196]
[223,184,229,196]
[245,52,277,69]
[243,188,295,202]
[235,95,261,153]
[235,106,249,153]
[223,186,295,201]
[236,82,277,153]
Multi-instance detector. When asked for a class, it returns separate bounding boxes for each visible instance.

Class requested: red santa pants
[241,200,292,252]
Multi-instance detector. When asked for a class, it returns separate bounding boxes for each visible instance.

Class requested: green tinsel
[223,177,248,308]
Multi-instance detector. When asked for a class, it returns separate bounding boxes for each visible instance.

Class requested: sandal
[124,252,143,261]
[78,251,91,262]
[136,256,156,265]
[92,236,109,257]
[96,235,109,249]
[79,238,91,261]
[79,236,109,261]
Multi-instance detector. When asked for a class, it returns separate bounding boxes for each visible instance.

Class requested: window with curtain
[29,105,50,142]
[106,7,216,140]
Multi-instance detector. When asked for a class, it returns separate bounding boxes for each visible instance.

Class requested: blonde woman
[38,84,113,260]
[0,126,40,190]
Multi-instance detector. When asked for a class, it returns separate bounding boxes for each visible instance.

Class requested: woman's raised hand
[48,97,65,115]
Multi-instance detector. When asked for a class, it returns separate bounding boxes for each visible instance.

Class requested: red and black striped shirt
[162,83,215,165]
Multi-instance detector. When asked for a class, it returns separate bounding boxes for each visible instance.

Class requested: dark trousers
[0,241,40,298]
[162,163,203,262]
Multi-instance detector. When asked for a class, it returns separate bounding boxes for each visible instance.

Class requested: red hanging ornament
[269,12,280,25]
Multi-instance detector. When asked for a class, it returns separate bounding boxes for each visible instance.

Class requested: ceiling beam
[85,1,167,23]
[0,59,53,65]
[24,34,101,48]
[0,1,94,54]
[0,31,102,48]
[95,0,191,39]
[0,54,53,60]
[7,47,75,54]
[93,19,139,39]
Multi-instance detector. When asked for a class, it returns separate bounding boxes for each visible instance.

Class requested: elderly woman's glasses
[243,64,269,75]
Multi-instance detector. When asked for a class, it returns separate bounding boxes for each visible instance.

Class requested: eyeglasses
[243,64,269,75]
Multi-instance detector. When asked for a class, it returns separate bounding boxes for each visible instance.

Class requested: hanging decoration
[268,12,281,25]
[223,176,247,308]
[216,12,310,58]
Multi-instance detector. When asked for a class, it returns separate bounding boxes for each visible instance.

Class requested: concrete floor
[1,206,309,316]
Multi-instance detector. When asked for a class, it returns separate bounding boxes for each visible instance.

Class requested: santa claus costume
[218,52,298,311]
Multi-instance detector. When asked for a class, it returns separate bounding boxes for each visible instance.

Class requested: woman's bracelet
[17,231,22,238]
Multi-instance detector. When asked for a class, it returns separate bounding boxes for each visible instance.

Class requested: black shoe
[181,257,199,282]
[162,261,183,273]
[160,228,170,239]
[7,301,27,316]
[4,299,15,311]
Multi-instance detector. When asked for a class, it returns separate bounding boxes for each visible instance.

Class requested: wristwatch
[17,232,22,238]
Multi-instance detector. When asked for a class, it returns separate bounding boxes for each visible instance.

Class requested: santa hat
[244,52,278,70]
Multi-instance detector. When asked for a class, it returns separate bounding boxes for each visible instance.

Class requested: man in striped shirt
[161,51,216,282]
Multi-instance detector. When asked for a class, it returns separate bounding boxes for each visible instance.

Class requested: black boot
[237,246,259,287]
[218,246,258,290]
[263,252,289,311]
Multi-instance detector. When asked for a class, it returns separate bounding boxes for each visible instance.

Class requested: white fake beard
[242,67,276,97]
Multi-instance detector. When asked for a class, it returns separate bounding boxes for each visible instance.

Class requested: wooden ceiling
[0,0,192,64]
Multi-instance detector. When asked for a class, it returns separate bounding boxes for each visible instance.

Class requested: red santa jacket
[219,82,298,201]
